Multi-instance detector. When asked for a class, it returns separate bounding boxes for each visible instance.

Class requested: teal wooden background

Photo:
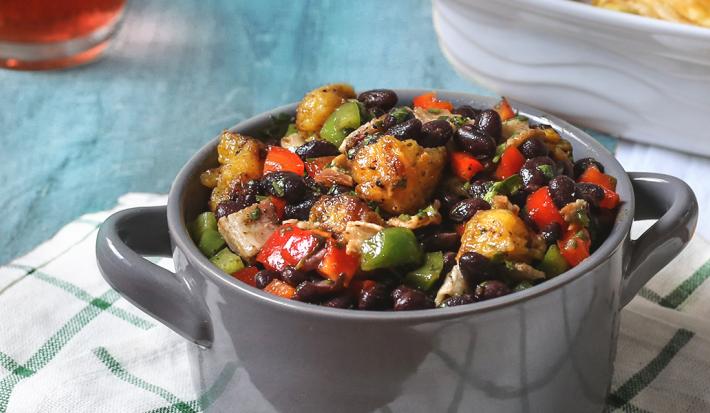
[0,0,617,264]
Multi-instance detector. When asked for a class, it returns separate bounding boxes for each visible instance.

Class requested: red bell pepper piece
[256,224,325,271]
[270,196,287,220]
[578,166,616,191]
[305,156,336,178]
[557,227,591,267]
[412,92,454,111]
[282,230,323,266]
[450,151,484,181]
[256,224,294,271]
[232,266,259,287]
[317,239,359,286]
[578,166,619,209]
[495,146,525,179]
[496,97,515,121]
[264,279,296,299]
[599,189,619,209]
[263,146,305,176]
[526,186,565,229]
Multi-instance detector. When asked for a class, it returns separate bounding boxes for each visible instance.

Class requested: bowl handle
[95,205,213,347]
[620,173,698,307]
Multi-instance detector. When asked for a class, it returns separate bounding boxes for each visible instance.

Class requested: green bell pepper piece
[319,101,361,147]
[285,123,298,137]
[198,229,225,257]
[405,251,444,291]
[360,227,423,271]
[483,174,523,203]
[190,211,217,240]
[209,247,244,274]
[538,244,569,277]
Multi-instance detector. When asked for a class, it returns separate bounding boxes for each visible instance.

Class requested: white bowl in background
[433,0,710,156]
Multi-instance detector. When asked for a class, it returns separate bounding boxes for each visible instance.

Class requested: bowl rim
[506,0,710,39]
[166,89,634,323]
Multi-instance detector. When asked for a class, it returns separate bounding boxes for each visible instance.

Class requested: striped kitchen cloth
[0,193,709,412]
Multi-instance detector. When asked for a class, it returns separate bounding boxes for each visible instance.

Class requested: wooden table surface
[0,0,488,263]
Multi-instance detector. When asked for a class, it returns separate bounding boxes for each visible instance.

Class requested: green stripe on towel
[608,329,694,409]
[639,259,710,310]
[0,290,119,412]
[94,347,196,413]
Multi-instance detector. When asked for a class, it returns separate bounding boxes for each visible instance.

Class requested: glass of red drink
[0,0,126,70]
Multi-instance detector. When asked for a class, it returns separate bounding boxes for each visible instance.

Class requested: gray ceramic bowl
[96,90,697,413]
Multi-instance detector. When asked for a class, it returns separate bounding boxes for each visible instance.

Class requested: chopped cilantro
[259,113,293,140]
[492,143,507,163]
[390,107,411,123]
[575,209,590,227]
[483,174,523,203]
[537,164,554,179]
[416,205,438,218]
[271,180,285,197]
[249,207,262,221]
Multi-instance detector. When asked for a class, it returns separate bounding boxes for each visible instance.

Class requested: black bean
[455,124,496,159]
[391,285,408,302]
[520,156,556,193]
[294,280,339,303]
[379,114,397,130]
[284,195,318,221]
[557,158,574,178]
[449,198,491,223]
[380,107,413,130]
[436,194,462,216]
[358,89,398,113]
[217,180,259,218]
[575,183,605,207]
[590,208,615,249]
[392,285,435,311]
[442,252,457,277]
[421,232,460,252]
[295,140,340,159]
[451,105,480,120]
[358,282,391,311]
[573,157,605,178]
[322,293,355,309]
[261,171,307,203]
[548,175,576,208]
[519,137,548,159]
[297,247,327,272]
[473,280,511,301]
[468,179,493,199]
[441,294,476,307]
[386,118,422,140]
[476,110,502,142]
[281,266,310,287]
[215,201,240,220]
[540,222,562,245]
[255,270,279,289]
[419,119,453,147]
[459,252,491,287]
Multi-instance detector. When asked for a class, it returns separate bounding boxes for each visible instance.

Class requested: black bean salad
[190,84,620,311]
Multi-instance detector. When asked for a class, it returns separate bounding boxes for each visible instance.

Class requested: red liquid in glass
[0,0,126,69]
